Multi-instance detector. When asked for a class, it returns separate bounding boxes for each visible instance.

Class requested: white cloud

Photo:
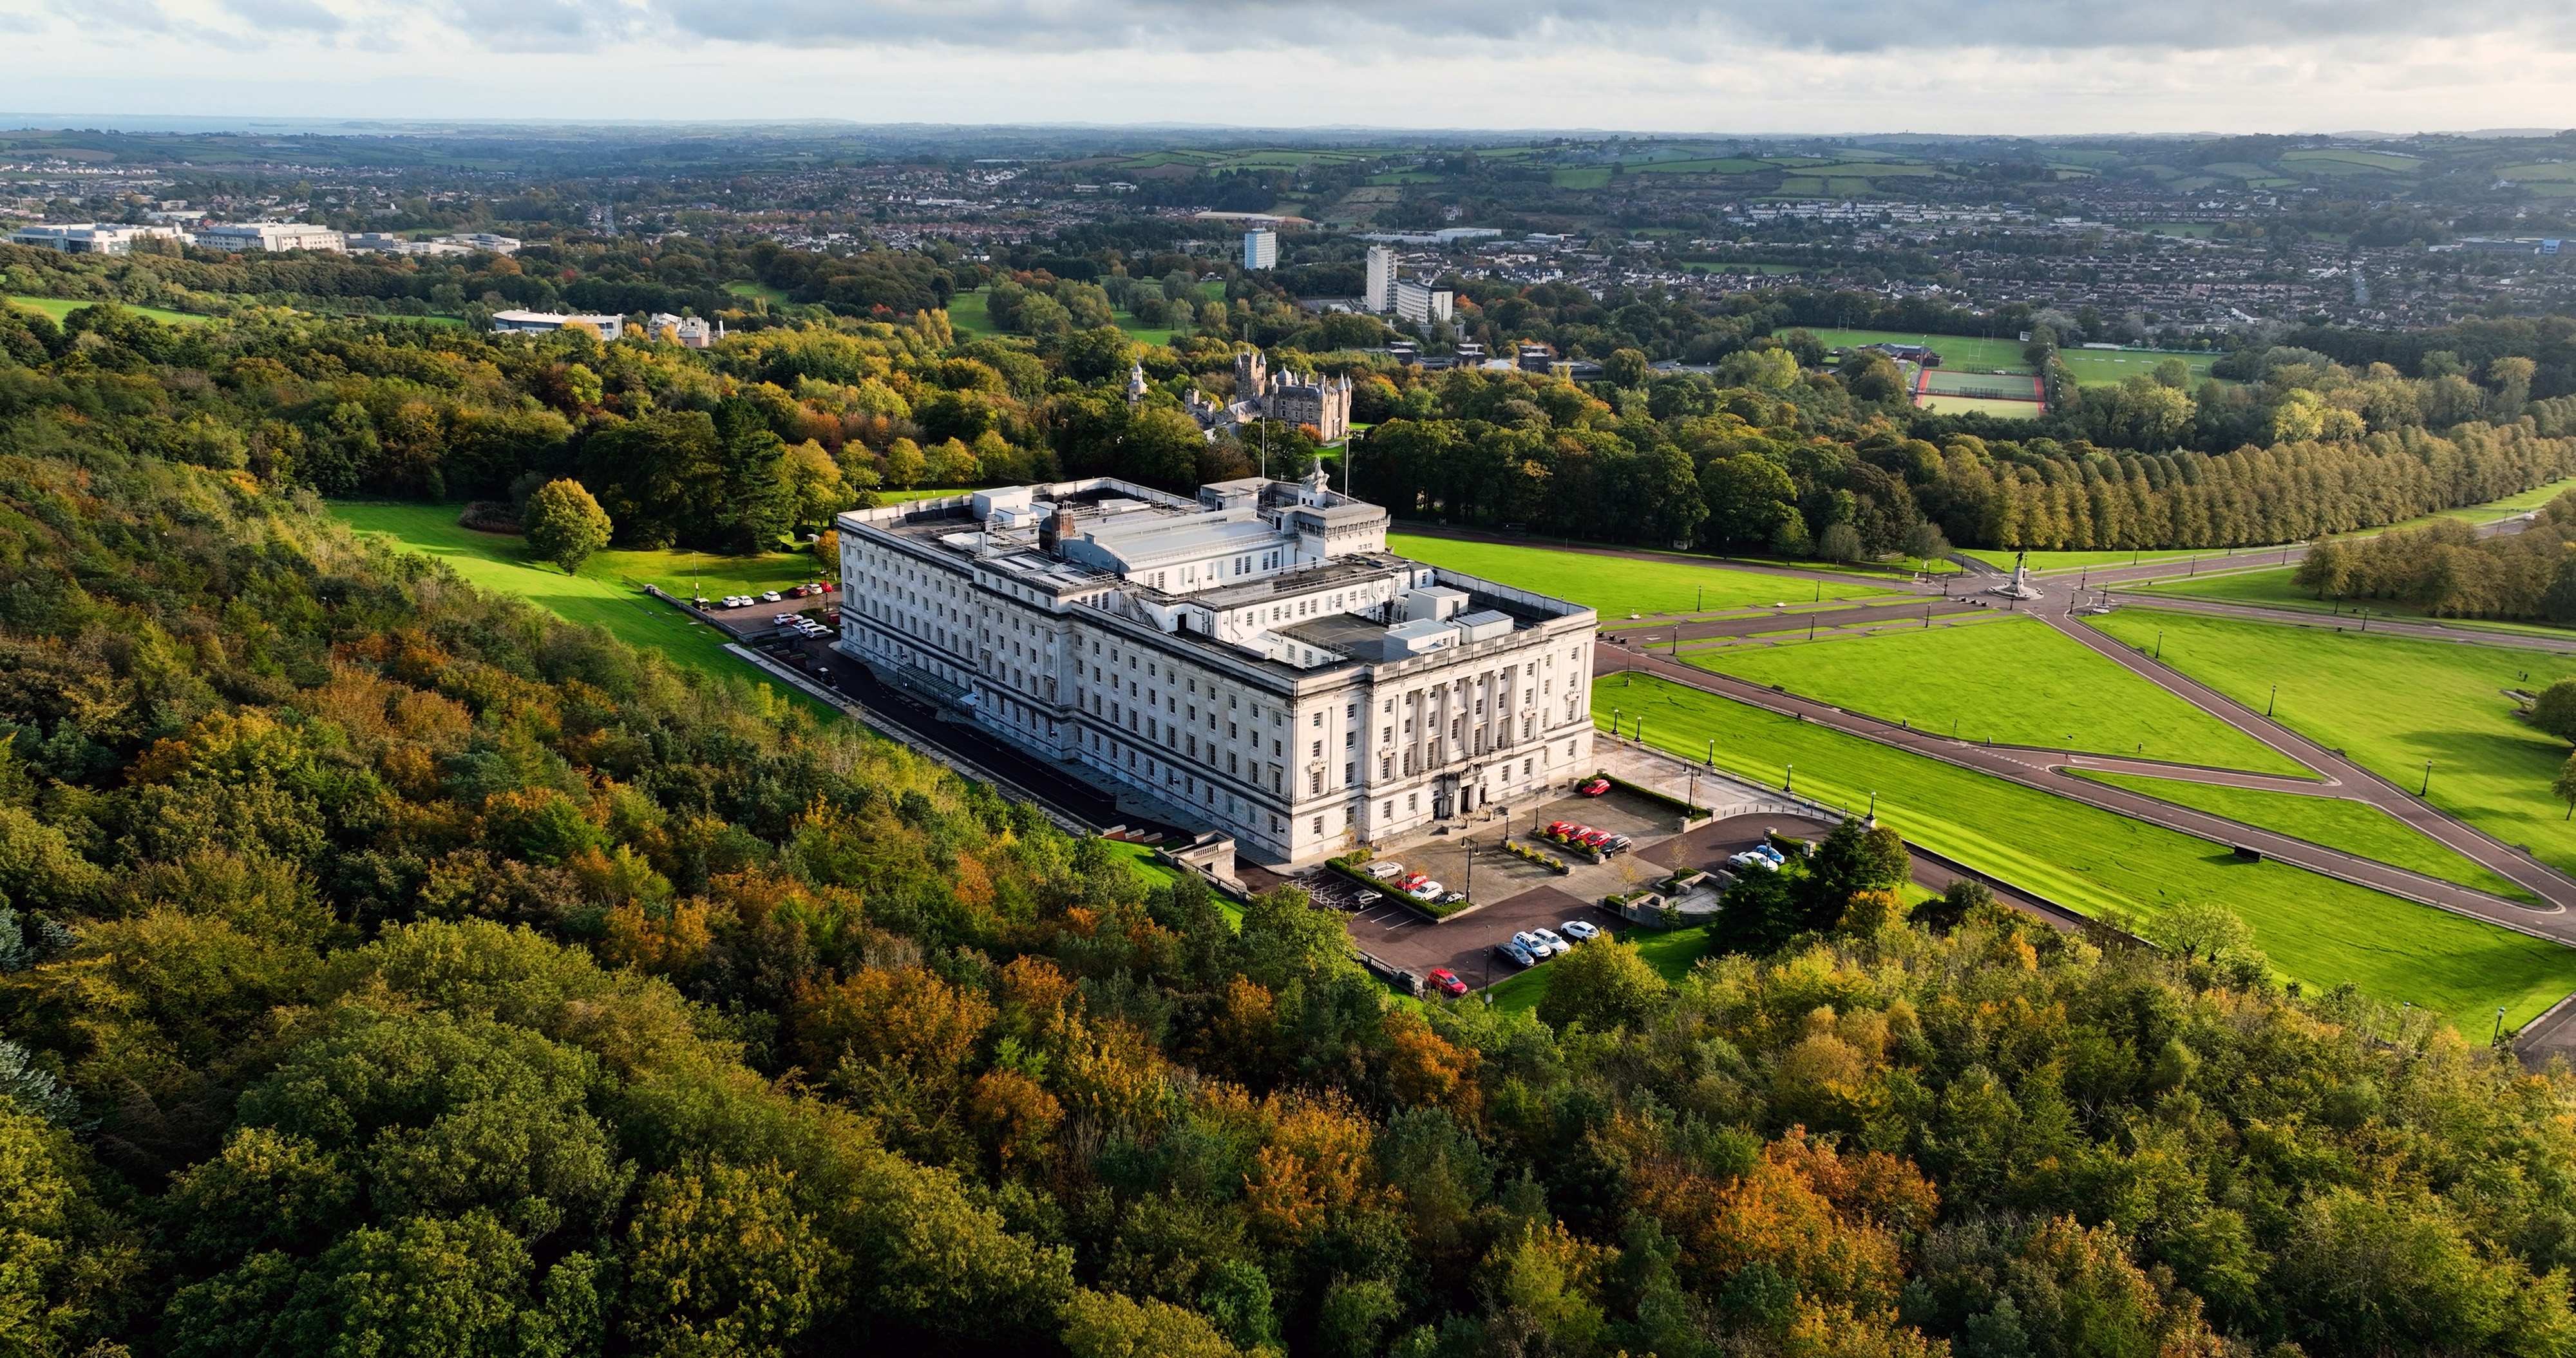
[0,0,2570,131]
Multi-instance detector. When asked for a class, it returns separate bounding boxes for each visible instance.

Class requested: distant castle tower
[1126,361,1148,406]
[1234,348,1269,402]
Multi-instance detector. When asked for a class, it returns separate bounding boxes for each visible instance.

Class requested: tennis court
[1924,370,2043,400]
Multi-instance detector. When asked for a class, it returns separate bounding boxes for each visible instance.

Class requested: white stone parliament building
[835,472,1597,864]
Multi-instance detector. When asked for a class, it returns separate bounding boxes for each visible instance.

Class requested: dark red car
[1578,777,1611,796]
[1426,967,1468,997]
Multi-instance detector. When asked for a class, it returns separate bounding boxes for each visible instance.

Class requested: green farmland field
[1385,534,1899,617]
[2072,770,2534,901]
[1595,672,2576,1026]
[1692,614,2306,774]
[2089,610,2576,876]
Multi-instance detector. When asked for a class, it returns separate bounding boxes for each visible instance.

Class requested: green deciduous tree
[522,479,612,574]
[1535,938,1669,1032]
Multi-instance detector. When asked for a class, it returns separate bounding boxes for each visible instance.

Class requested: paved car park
[1329,782,1700,990]
[1327,753,2062,994]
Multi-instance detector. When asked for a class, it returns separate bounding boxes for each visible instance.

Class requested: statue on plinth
[1989,549,2043,600]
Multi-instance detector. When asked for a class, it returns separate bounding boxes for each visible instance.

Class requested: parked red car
[1426,968,1468,997]
[1578,777,1611,796]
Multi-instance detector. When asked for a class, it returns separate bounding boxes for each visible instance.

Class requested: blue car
[1495,939,1537,968]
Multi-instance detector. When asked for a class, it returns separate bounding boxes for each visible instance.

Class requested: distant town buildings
[196,223,346,253]
[345,232,521,258]
[7,223,184,255]
[1393,278,1455,326]
[490,310,626,342]
[647,313,717,348]
[1242,229,1276,272]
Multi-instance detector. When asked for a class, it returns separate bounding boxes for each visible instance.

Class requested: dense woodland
[8,285,2576,1356]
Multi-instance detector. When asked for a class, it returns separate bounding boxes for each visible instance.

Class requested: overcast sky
[2,0,2572,133]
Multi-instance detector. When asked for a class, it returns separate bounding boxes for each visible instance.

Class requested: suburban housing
[835,473,1597,864]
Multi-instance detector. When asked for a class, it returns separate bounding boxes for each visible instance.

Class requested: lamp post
[2421,760,2432,797]
[1706,737,1715,768]
[1464,836,1473,902]
[2267,684,2277,717]
[1784,762,1794,794]
[2155,630,2163,659]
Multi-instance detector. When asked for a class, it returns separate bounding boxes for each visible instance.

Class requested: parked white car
[1559,920,1600,942]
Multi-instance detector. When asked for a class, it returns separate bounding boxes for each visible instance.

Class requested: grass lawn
[1487,923,1724,1015]
[8,295,209,325]
[588,542,823,603]
[2136,566,2576,640]
[2072,770,2535,902]
[2433,476,2576,523]
[1593,672,2576,1026]
[945,290,1000,337]
[1692,614,2306,775]
[2088,609,2576,878]
[1386,534,1900,618]
[1964,547,2249,573]
[2054,348,2218,386]
[876,487,980,504]
[723,281,791,308]
[329,502,831,715]
[944,287,1174,347]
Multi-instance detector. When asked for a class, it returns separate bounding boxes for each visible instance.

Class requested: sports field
[1595,672,2576,1026]
[1692,614,2306,774]
[1924,370,2043,400]
[2071,770,2534,901]
[1385,534,1900,617]
[1801,327,2215,390]
[1917,395,2043,418]
[2089,609,2576,876]
[8,295,209,326]
[2054,348,2218,386]
[330,502,831,715]
[1806,328,2028,372]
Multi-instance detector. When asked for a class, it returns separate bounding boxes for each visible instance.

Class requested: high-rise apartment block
[1242,229,1277,270]
[1365,245,1395,312]
[1394,278,1455,326]
[837,473,1596,864]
